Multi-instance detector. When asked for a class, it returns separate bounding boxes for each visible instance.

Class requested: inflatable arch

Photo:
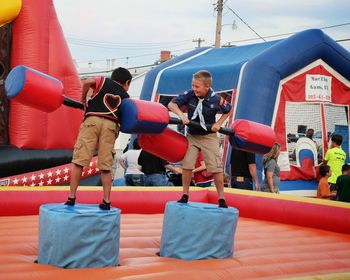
[139,30,350,195]
[0,2,349,279]
[0,0,90,184]
[9,0,83,149]
[0,0,83,151]
[236,29,350,185]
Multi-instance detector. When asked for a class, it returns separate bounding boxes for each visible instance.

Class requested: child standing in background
[323,134,346,192]
[317,165,336,199]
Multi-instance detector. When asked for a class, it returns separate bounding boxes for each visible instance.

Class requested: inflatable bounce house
[139,29,350,196]
[1,1,350,279]
[1,187,350,279]
[1,0,349,193]
[0,0,101,187]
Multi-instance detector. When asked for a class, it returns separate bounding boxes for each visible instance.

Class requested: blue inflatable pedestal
[38,203,121,268]
[160,202,239,260]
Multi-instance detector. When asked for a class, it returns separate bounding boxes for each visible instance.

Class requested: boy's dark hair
[319,164,330,177]
[331,134,343,146]
[342,163,350,173]
[133,138,141,150]
[111,67,132,85]
[306,128,314,139]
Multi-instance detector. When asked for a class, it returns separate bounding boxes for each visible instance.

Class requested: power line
[66,37,192,45]
[192,38,205,48]
[224,4,266,42]
[78,63,159,76]
[320,22,350,30]
[66,37,193,50]
[336,38,350,43]
[75,47,194,64]
[73,21,350,65]
[224,22,350,45]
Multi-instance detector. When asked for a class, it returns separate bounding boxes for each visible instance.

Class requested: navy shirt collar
[201,88,215,101]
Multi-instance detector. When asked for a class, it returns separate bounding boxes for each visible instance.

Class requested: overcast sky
[53,0,350,69]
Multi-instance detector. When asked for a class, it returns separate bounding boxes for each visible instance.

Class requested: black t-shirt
[85,77,129,121]
[138,150,169,175]
[230,148,256,178]
[337,174,350,202]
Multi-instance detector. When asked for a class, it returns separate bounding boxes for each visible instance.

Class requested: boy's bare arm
[81,78,96,105]
[212,113,230,132]
[168,102,189,124]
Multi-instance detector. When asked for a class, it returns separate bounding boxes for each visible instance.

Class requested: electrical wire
[224,4,266,41]
[225,22,350,45]
[76,47,194,64]
[72,22,350,65]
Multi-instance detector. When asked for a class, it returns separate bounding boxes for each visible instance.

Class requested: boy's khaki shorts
[182,133,223,173]
[72,116,119,171]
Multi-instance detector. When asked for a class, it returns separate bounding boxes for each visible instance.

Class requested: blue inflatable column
[160,202,239,260]
[38,204,121,268]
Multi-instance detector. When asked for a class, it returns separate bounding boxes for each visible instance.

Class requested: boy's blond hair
[193,70,212,86]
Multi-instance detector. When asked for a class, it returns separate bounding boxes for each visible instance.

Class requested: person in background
[336,163,350,202]
[261,143,281,193]
[119,138,145,186]
[123,137,131,153]
[306,128,314,140]
[138,150,182,186]
[230,148,259,191]
[306,128,322,163]
[65,67,132,210]
[166,161,184,186]
[323,134,346,192]
[317,164,336,199]
[168,70,231,208]
[192,152,214,187]
[223,173,231,188]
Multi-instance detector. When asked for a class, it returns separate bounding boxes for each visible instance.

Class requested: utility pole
[214,0,223,48]
[192,37,205,48]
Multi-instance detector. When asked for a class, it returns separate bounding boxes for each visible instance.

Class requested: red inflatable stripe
[17,68,64,112]
[135,99,169,123]
[9,0,83,149]
[231,119,275,148]
[139,127,188,162]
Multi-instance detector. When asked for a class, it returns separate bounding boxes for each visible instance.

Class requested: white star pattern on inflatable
[1,157,99,187]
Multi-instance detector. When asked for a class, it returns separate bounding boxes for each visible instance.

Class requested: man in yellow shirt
[323,134,346,191]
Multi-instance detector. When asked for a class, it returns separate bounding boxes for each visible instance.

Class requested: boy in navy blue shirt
[168,70,231,207]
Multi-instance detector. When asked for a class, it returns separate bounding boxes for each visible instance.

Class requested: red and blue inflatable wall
[9,0,83,149]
